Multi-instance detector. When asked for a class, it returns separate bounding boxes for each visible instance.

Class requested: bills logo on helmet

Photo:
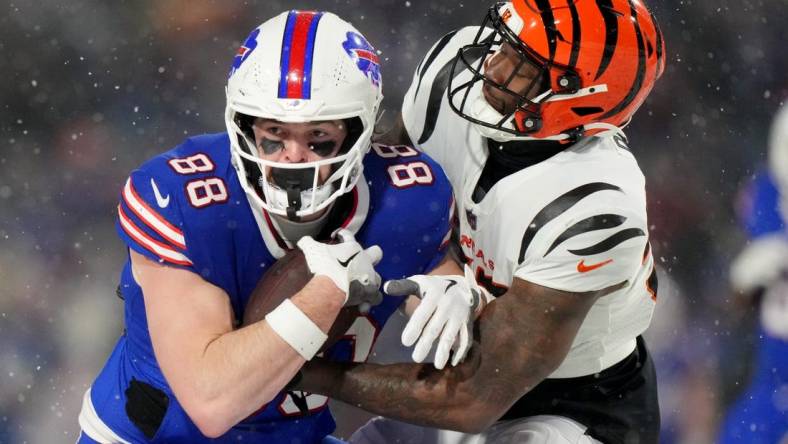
[228,28,260,78]
[342,31,381,87]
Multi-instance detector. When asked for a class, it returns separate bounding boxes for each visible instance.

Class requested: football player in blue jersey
[718,104,788,444]
[76,10,459,443]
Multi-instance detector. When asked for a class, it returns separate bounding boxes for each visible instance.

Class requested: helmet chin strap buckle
[564,126,585,143]
[284,185,301,221]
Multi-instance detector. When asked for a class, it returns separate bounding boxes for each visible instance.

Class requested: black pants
[500,336,660,444]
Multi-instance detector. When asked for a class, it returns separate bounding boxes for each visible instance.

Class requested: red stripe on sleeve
[124,179,186,250]
[118,205,193,266]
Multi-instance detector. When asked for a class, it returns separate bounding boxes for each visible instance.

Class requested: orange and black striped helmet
[448,0,665,141]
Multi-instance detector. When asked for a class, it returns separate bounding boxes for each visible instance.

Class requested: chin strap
[270,168,316,221]
[487,121,625,144]
[284,184,302,221]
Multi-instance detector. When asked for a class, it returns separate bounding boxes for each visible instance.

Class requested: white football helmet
[225,10,382,219]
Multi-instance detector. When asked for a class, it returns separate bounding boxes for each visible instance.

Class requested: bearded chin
[465,81,519,141]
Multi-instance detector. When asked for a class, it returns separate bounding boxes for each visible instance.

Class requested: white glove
[297,229,384,308]
[729,233,788,292]
[384,265,491,369]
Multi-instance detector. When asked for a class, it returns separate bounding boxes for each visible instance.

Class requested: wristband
[265,299,328,360]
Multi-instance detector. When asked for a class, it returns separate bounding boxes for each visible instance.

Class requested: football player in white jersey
[293,1,666,443]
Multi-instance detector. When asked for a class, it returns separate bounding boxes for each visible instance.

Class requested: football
[243,248,359,352]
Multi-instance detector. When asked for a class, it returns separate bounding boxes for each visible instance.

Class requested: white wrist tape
[472,286,495,316]
[265,299,328,360]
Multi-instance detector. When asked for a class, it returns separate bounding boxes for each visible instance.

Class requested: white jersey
[402,26,657,378]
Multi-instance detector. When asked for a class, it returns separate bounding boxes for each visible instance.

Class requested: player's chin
[482,86,509,115]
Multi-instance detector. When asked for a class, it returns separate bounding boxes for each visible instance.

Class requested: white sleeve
[401,27,482,145]
[401,30,455,144]
[514,207,648,293]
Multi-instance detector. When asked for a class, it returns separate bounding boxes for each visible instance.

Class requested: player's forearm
[185,277,345,435]
[429,253,463,276]
[296,296,572,433]
[188,321,305,435]
[296,354,504,433]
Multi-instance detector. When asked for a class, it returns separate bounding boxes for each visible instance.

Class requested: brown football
[243,248,359,352]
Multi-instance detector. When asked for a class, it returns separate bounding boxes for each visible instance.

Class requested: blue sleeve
[396,150,455,274]
[116,166,196,271]
[739,170,785,239]
[420,193,454,273]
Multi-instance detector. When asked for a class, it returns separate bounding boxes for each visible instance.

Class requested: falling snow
[1,0,786,442]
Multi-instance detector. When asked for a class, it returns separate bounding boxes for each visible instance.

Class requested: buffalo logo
[342,32,381,87]
[229,28,260,78]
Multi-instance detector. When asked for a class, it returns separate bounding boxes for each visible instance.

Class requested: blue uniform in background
[718,170,788,444]
[80,133,453,443]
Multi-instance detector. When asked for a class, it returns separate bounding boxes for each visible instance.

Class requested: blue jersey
[86,133,453,443]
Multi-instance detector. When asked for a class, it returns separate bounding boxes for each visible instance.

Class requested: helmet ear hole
[339,117,364,155]
[234,113,257,150]
[571,106,604,117]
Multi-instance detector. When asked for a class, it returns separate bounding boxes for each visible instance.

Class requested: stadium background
[0,0,786,442]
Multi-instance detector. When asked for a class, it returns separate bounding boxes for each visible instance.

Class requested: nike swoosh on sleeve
[576,258,613,273]
[150,178,170,208]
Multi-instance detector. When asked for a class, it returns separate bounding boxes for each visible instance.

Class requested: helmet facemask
[227,110,366,221]
[449,4,555,141]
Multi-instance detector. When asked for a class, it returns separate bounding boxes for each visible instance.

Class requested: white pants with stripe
[77,388,131,444]
[348,415,603,444]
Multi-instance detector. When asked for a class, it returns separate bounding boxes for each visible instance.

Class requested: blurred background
[1,0,786,442]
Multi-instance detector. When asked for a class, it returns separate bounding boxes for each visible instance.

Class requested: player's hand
[730,235,788,293]
[297,229,383,309]
[384,265,491,369]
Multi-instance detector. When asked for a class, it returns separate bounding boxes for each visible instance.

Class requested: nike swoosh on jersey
[150,178,170,208]
[576,258,613,273]
[338,251,360,268]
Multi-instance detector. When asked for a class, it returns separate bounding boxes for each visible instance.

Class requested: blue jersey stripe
[278,11,299,99]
